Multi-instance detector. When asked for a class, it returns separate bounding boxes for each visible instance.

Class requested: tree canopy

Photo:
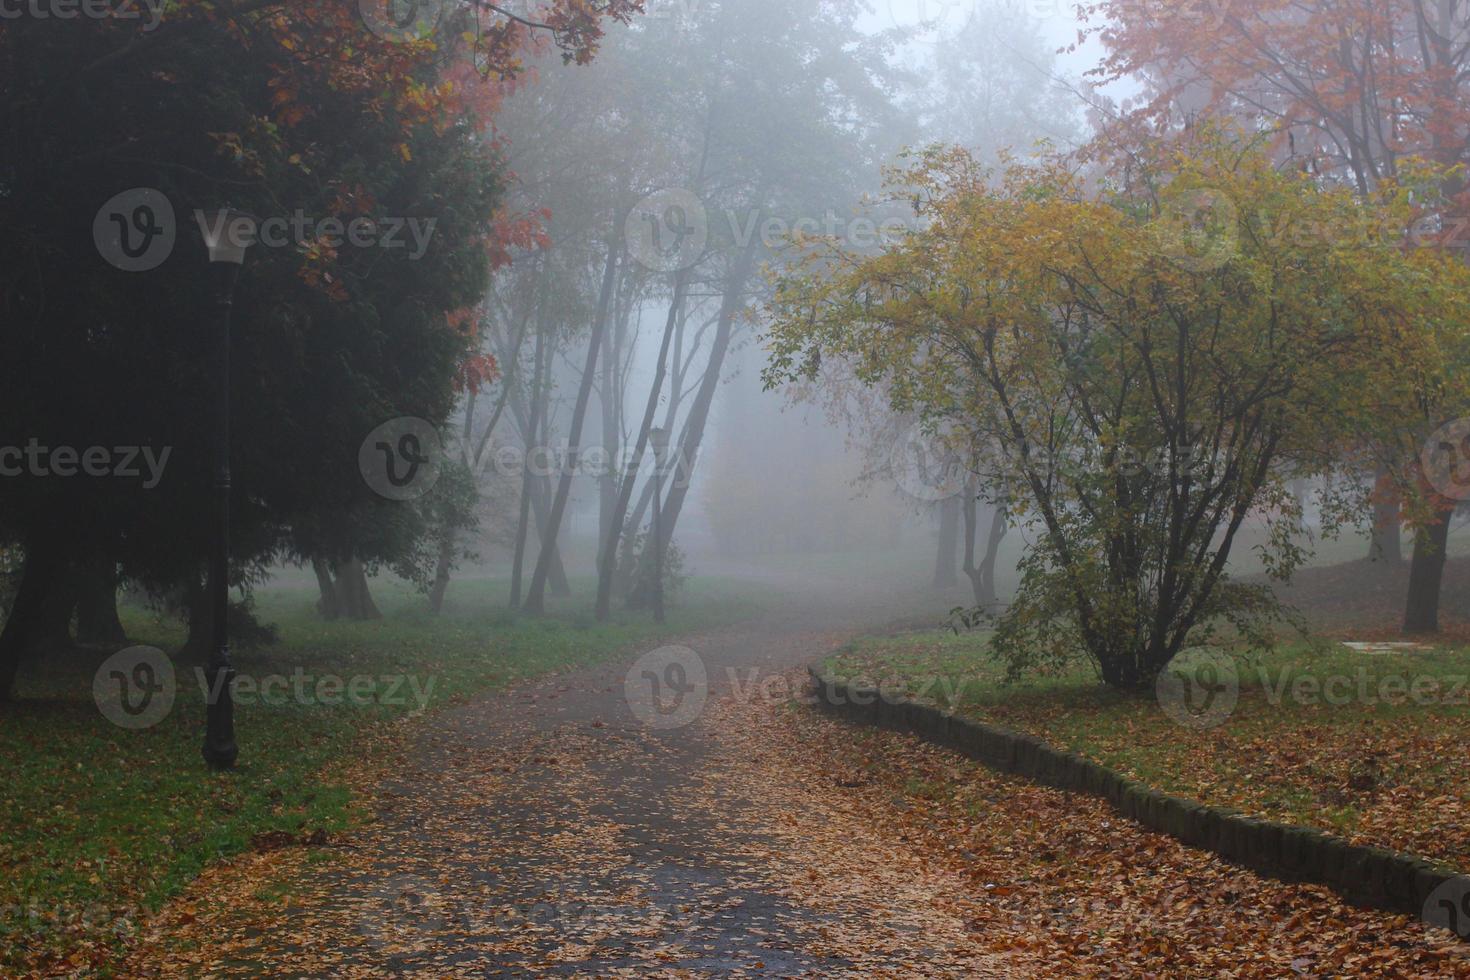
[765,126,1470,687]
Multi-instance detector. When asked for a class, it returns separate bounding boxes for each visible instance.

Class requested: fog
[7,1,1470,973]
[433,0,1104,607]
[440,0,1205,611]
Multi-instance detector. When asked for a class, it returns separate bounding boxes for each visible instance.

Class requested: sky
[860,0,1112,77]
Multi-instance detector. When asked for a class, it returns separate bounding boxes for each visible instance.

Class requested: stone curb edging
[807,667,1460,924]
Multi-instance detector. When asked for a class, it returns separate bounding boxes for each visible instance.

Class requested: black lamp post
[649,426,669,625]
[200,210,251,770]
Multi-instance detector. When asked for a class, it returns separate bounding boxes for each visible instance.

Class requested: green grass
[825,629,1470,870]
[0,572,769,971]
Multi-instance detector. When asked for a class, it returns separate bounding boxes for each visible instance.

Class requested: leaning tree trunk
[627,232,759,608]
[533,477,573,598]
[596,270,689,621]
[507,362,573,602]
[524,240,619,614]
[1404,507,1453,634]
[75,561,127,646]
[518,363,572,597]
[614,298,699,592]
[934,496,960,589]
[977,500,1008,606]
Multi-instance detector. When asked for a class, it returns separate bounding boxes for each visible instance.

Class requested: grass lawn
[0,572,769,974]
[823,628,1470,874]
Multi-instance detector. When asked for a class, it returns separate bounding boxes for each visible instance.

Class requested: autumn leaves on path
[128,615,1468,978]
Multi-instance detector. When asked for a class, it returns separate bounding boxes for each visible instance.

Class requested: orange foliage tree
[1095,0,1470,632]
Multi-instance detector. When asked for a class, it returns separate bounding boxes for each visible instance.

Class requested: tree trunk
[1368,466,1403,565]
[614,299,700,590]
[540,484,573,597]
[0,543,67,699]
[627,232,759,608]
[597,273,622,568]
[524,240,619,614]
[507,315,571,601]
[334,559,382,621]
[596,270,689,620]
[934,497,960,588]
[509,474,534,609]
[75,561,127,646]
[1098,654,1148,692]
[428,539,453,614]
[313,559,341,621]
[977,501,1008,606]
[521,379,571,597]
[1404,507,1453,634]
[961,494,1007,608]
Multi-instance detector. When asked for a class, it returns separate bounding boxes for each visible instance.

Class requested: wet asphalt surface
[155,588,989,978]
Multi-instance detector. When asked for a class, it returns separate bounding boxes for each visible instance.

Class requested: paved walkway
[129,597,1019,977]
[126,589,1465,977]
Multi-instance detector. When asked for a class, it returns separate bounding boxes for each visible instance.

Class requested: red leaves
[1097,0,1470,184]
[455,352,501,395]
[484,209,552,270]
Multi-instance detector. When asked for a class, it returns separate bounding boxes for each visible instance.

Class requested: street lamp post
[200,210,251,770]
[649,427,669,625]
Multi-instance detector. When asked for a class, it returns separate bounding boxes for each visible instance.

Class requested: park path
[123,583,1467,977]
[125,590,1024,978]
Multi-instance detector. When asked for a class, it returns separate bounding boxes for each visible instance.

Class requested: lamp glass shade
[198,209,254,265]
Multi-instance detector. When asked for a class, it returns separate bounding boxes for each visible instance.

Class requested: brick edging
[808,667,1459,922]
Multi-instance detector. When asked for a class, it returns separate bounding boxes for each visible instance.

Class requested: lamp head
[198,208,256,265]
